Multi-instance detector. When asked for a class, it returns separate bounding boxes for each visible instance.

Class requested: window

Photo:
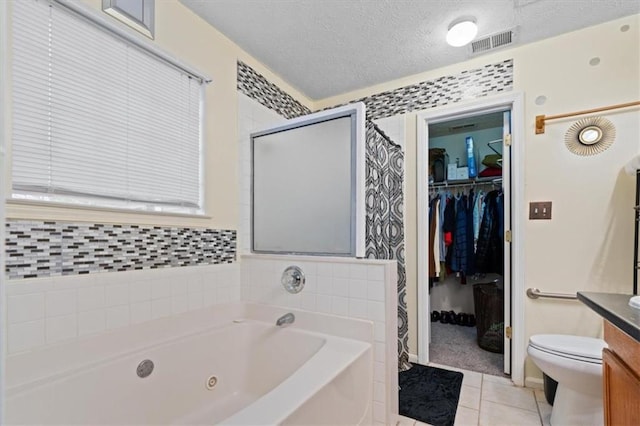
[11,0,206,214]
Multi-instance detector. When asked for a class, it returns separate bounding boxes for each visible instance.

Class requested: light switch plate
[530,201,552,220]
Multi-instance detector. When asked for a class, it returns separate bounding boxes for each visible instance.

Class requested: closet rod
[535,101,640,134]
[526,288,577,300]
[430,177,502,189]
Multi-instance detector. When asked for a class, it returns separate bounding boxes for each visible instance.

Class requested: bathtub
[5,304,373,425]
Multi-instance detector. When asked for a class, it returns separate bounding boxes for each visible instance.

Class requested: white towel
[625,155,640,176]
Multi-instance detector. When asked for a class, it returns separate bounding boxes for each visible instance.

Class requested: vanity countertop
[577,291,640,342]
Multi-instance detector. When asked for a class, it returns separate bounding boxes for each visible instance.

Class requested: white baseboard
[408,353,418,363]
[525,376,543,389]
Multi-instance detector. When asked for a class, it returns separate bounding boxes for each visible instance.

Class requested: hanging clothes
[428,195,439,279]
[473,190,485,250]
[433,197,441,277]
[452,194,468,276]
[475,189,503,274]
[465,189,476,278]
[439,192,448,263]
[443,195,456,271]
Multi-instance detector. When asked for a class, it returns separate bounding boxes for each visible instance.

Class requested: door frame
[416,91,526,386]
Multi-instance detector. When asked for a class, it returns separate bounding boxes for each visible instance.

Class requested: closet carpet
[429,322,505,377]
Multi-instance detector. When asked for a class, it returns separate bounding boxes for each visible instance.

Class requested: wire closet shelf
[429,176,503,190]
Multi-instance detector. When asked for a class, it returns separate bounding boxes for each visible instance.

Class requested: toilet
[528,334,607,426]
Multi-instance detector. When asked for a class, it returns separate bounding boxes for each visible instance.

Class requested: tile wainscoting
[6,263,241,354]
[240,254,398,426]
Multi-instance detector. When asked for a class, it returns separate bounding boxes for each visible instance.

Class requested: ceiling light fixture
[446,18,478,47]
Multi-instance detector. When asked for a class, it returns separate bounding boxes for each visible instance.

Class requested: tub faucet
[276,312,295,327]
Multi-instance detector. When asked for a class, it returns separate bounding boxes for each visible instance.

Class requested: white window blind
[11,0,204,213]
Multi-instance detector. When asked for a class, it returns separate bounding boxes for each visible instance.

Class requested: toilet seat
[529,334,606,364]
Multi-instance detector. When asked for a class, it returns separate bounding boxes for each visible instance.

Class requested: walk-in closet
[424,109,511,377]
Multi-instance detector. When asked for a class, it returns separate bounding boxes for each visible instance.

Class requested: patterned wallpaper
[5,220,236,279]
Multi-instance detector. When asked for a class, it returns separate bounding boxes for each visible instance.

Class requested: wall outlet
[529,201,552,220]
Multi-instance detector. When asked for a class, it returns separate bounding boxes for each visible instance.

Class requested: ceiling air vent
[470,28,516,55]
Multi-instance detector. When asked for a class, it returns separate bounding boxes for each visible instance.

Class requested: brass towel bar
[526,287,578,300]
[535,101,640,134]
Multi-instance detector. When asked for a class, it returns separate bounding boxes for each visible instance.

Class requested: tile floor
[397,363,552,426]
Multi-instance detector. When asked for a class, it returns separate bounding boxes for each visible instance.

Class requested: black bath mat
[399,363,463,426]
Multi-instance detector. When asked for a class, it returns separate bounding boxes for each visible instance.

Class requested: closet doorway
[416,93,525,384]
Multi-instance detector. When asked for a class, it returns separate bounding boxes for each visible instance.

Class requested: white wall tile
[5,264,240,353]
[331,296,349,316]
[348,298,368,319]
[203,290,217,307]
[46,314,77,344]
[77,286,105,312]
[317,276,332,295]
[332,278,349,296]
[374,321,386,342]
[374,362,385,383]
[367,265,386,281]
[317,263,332,277]
[332,263,350,278]
[8,294,45,324]
[218,286,232,304]
[130,301,151,324]
[316,294,332,314]
[130,280,152,302]
[374,381,386,404]
[188,292,203,311]
[367,300,386,321]
[151,279,172,300]
[349,264,369,280]
[373,401,386,423]
[303,275,317,293]
[151,298,172,319]
[299,293,317,311]
[187,275,203,294]
[45,290,77,318]
[238,257,394,424]
[349,279,368,299]
[367,280,385,302]
[8,320,45,353]
[106,305,130,330]
[105,284,129,307]
[171,280,188,297]
[78,310,106,336]
[374,342,385,362]
[6,278,52,296]
[172,295,188,314]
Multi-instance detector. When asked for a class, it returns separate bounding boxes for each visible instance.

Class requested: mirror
[578,126,603,145]
[564,116,616,156]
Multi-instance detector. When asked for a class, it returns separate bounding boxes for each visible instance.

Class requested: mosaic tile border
[328,59,513,120]
[237,61,312,119]
[237,59,513,121]
[5,220,236,279]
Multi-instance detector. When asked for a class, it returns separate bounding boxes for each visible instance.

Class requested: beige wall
[4,0,314,230]
[317,14,640,380]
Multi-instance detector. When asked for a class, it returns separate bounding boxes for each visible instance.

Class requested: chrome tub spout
[276,312,295,327]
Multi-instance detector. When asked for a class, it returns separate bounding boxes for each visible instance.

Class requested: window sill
[6,199,212,220]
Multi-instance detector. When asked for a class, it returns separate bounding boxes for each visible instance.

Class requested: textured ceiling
[180,0,640,100]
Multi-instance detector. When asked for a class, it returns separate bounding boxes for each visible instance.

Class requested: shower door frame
[416,92,526,386]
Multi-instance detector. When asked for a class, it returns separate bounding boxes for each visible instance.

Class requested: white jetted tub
[5,304,373,425]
